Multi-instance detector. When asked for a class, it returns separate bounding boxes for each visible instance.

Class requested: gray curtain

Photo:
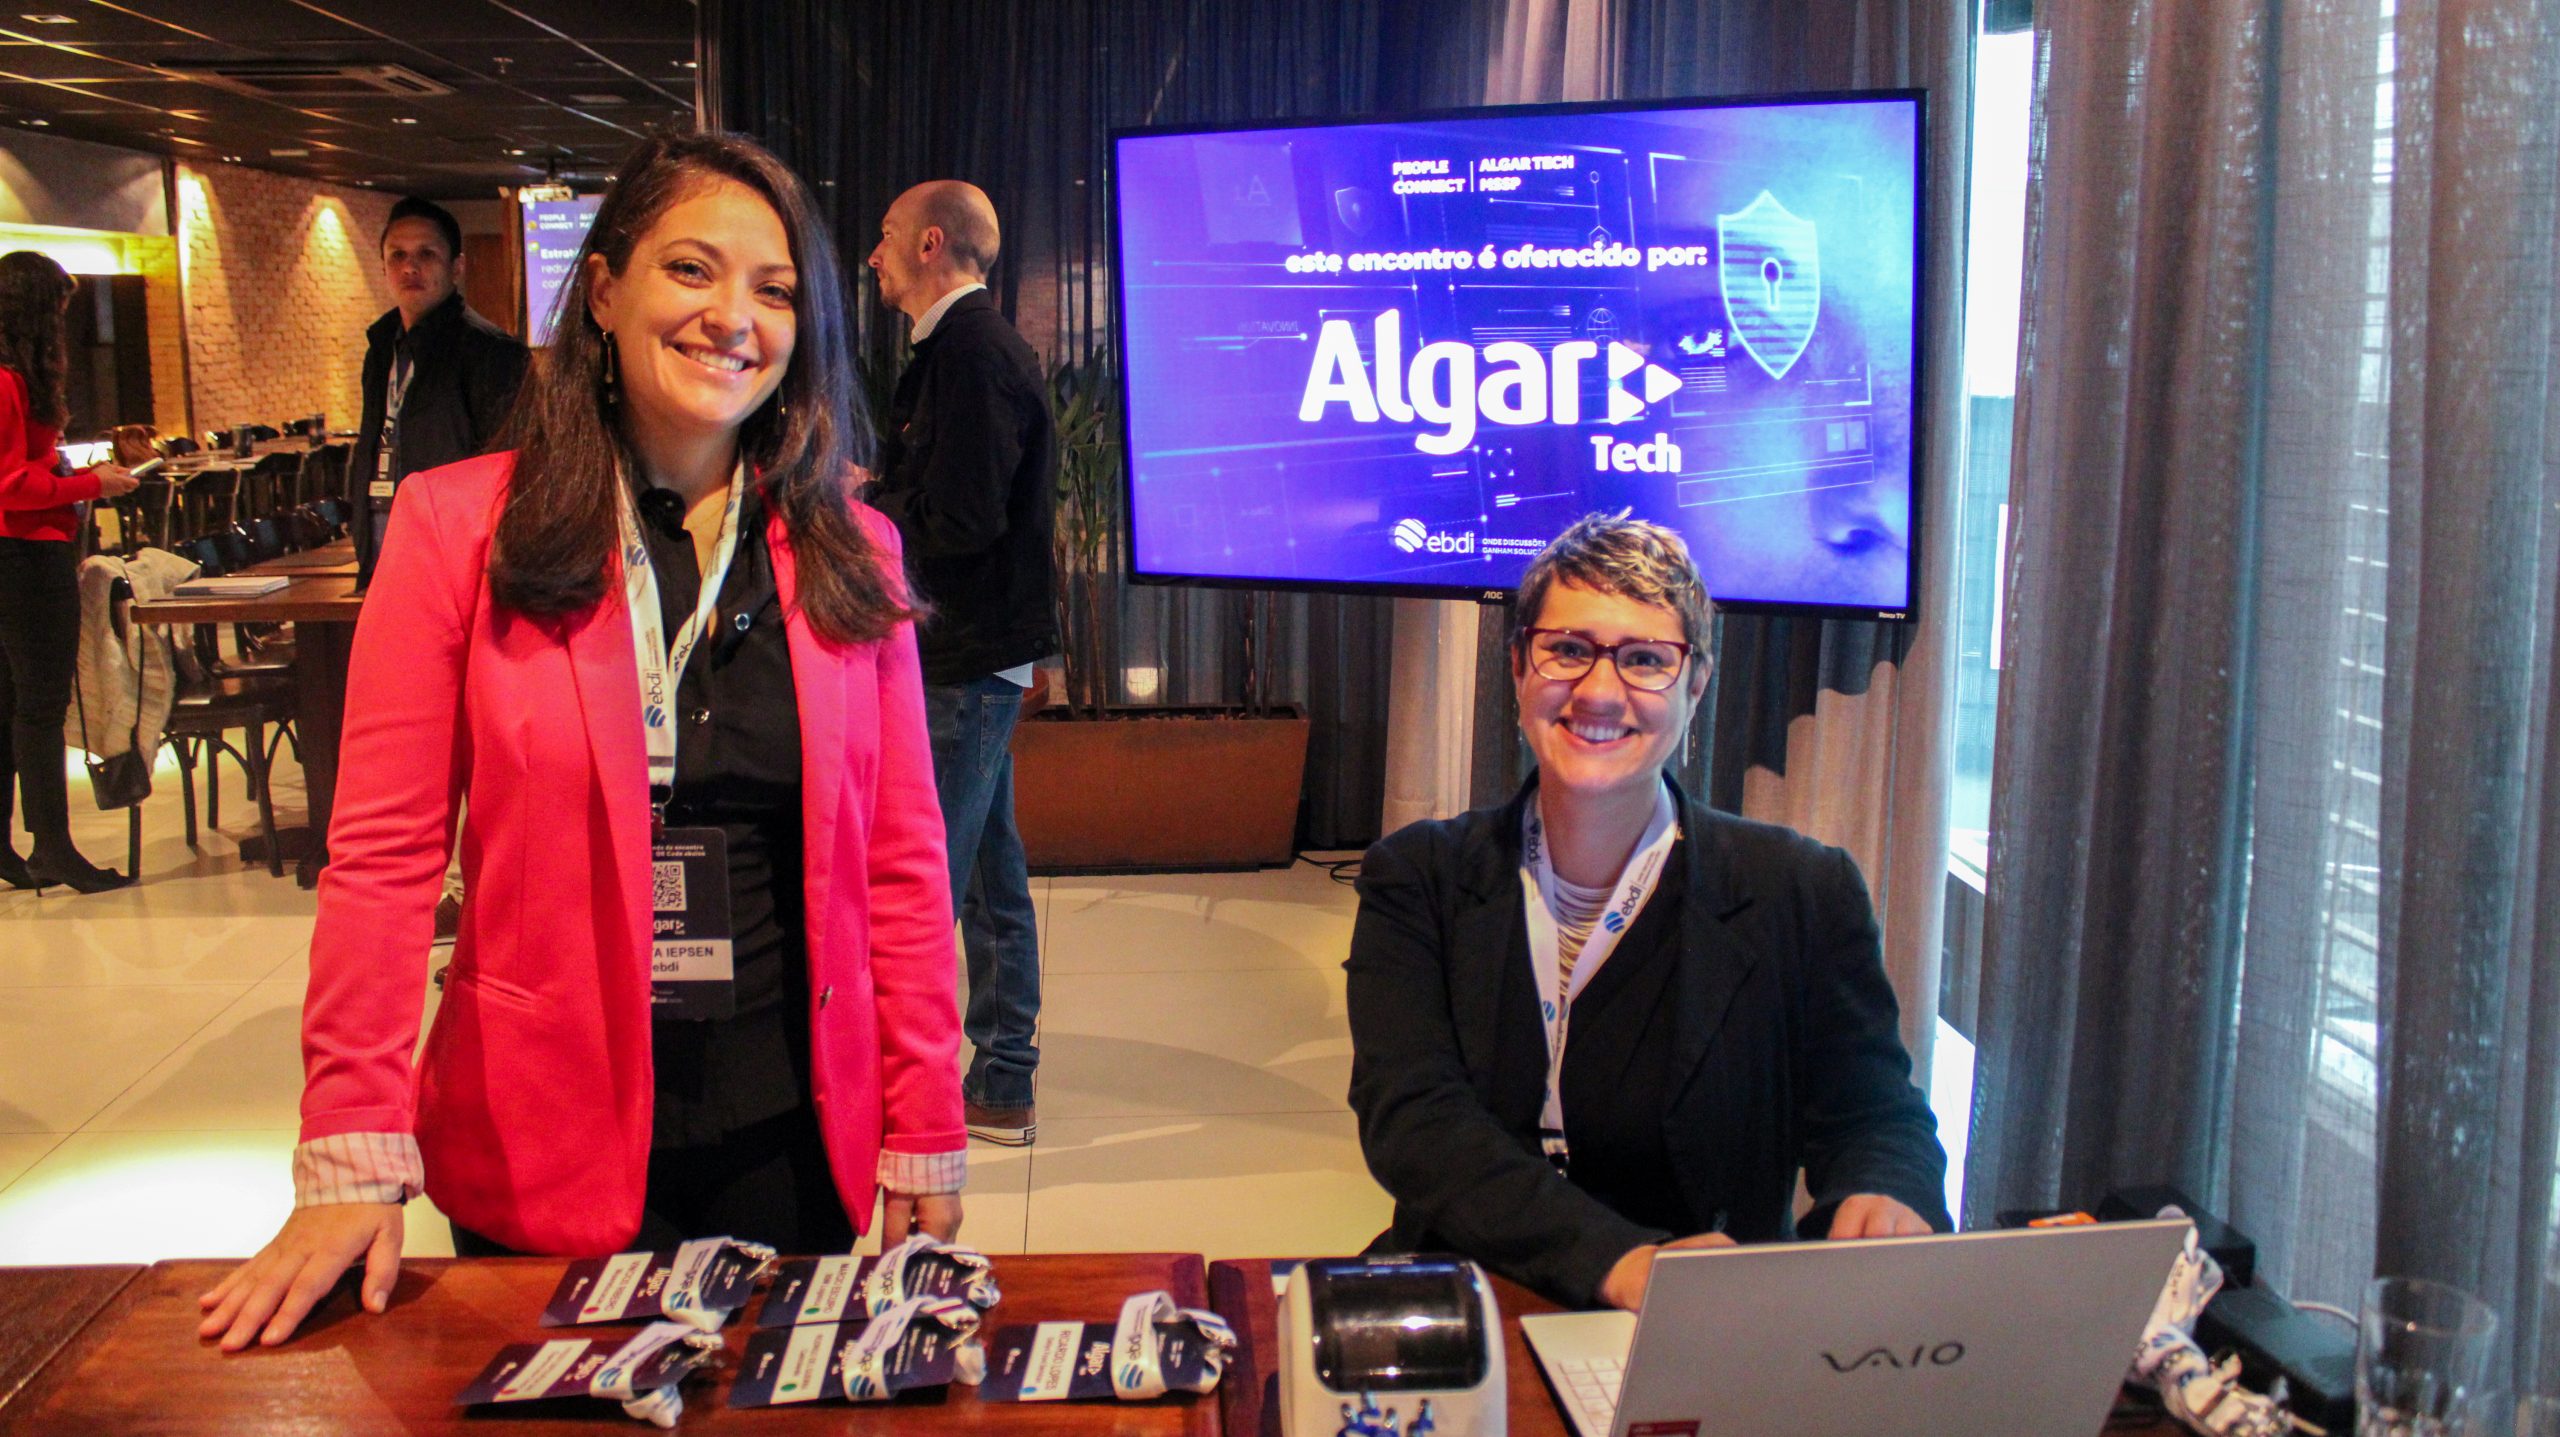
[705,0,1500,848]
[1967,0,2560,1386]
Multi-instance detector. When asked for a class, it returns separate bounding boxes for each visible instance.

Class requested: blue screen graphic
[1113,95,1922,613]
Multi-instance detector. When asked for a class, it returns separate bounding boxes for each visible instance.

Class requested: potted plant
[1005,353,1311,872]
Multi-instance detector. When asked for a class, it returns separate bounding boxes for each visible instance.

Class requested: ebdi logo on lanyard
[619,463,747,1021]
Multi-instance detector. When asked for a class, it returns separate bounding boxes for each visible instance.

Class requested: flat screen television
[1110,91,1925,618]
[521,192,603,346]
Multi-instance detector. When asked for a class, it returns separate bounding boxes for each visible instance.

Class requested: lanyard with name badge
[370,352,413,501]
[1520,781,1680,1171]
[617,461,747,1021]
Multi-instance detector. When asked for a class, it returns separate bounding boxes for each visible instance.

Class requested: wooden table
[131,562,363,888]
[1203,1259,2188,1437]
[0,1266,140,1418]
[250,538,358,575]
[0,1254,1215,1435]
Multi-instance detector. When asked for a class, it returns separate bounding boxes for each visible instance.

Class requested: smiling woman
[1343,512,1950,1313]
[195,131,969,1354]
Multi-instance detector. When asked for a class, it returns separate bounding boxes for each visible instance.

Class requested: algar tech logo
[1297,310,1684,456]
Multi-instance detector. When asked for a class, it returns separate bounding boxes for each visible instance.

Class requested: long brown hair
[491,131,913,644]
[0,251,76,431]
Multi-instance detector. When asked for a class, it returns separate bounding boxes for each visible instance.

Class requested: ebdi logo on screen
[1297,310,1685,458]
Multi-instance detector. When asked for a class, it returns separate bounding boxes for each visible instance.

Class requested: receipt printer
[1279,1256,1505,1437]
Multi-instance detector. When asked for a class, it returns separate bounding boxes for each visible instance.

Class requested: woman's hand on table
[880,1191,963,1246]
[197,1201,405,1352]
[90,463,140,498]
[1599,1229,1737,1311]
[1824,1192,1933,1240]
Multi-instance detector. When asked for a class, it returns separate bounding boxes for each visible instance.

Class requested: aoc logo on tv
[1391,517,1475,556]
[1300,310,1683,456]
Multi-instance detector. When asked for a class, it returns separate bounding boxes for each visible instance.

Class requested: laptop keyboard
[1556,1354,1624,1433]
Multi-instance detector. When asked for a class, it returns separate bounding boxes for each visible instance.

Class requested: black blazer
[348,292,527,578]
[1345,775,1950,1308]
[868,289,1058,686]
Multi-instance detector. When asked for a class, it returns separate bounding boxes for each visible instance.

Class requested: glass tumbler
[2358,1276,2500,1437]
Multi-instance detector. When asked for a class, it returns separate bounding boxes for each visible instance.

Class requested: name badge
[650,827,735,1020]
[368,478,396,500]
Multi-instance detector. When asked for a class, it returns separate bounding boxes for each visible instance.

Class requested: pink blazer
[298,452,964,1255]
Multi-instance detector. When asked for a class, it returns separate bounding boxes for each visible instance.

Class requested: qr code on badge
[652,860,686,912]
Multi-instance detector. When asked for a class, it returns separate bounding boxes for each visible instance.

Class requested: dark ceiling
[0,0,697,198]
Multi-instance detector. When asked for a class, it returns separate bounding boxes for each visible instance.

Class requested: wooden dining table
[130,540,364,887]
[0,1251,2201,1436]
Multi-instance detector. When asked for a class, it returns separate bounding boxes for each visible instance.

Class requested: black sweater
[1345,775,1951,1308]
[868,290,1059,686]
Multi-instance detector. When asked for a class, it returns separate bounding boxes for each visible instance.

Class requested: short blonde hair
[1512,511,1714,653]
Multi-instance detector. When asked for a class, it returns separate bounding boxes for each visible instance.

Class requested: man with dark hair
[349,196,527,587]
[350,196,527,939]
[865,180,1058,1147]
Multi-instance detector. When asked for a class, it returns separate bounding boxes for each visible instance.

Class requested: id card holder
[370,447,395,499]
[650,827,735,1020]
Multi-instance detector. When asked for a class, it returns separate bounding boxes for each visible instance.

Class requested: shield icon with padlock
[1717,190,1821,380]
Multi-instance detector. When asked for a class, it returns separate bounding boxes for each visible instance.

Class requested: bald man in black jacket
[865,180,1058,1148]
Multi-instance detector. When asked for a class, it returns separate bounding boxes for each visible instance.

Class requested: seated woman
[1345,513,1948,1312]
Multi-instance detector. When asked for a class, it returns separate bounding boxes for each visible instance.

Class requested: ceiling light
[21,117,47,127]
[390,116,418,125]
[678,60,698,69]
[20,13,77,23]
[269,147,308,157]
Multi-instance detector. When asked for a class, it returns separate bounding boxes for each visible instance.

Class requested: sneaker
[965,1100,1036,1147]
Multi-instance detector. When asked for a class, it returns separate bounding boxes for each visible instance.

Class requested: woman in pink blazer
[201,132,966,1351]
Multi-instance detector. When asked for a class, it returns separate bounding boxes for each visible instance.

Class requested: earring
[600,331,619,406]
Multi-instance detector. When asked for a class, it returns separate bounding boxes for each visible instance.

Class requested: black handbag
[71,602,153,811]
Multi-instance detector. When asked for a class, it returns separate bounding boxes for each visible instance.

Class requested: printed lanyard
[615,461,746,824]
[1520,781,1679,1168]
[379,353,413,472]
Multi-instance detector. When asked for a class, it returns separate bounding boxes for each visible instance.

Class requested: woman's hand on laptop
[1600,1230,1737,1310]
[1825,1193,1932,1239]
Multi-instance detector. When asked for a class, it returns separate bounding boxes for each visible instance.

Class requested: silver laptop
[1520,1218,2191,1437]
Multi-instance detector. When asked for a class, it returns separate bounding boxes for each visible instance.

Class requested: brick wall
[175,161,396,436]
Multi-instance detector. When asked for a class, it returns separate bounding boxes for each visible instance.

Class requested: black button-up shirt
[635,483,810,1147]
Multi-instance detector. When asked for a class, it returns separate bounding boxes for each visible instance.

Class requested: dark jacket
[1344,775,1950,1309]
[349,291,527,576]
[868,289,1058,686]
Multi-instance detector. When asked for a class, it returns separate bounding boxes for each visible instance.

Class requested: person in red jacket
[198,132,967,1352]
[0,250,140,893]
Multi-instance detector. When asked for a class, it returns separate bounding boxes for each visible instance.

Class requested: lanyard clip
[649,784,673,837]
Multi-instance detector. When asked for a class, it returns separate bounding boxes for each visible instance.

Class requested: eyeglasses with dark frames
[1518,627,1694,691]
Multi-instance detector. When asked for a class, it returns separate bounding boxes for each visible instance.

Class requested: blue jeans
[924,675,1040,1108]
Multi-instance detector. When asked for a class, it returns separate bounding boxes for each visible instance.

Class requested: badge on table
[726,1296,988,1407]
[979,1289,1237,1402]
[455,1322,723,1429]
[540,1237,776,1332]
[649,827,735,1019]
[755,1236,1001,1328]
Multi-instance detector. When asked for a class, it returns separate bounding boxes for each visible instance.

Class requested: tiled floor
[0,746,1392,1267]
[1,745,1976,1271]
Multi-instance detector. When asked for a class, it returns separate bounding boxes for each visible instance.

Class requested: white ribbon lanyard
[1520,782,1680,1168]
[614,461,747,824]
[371,353,412,494]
